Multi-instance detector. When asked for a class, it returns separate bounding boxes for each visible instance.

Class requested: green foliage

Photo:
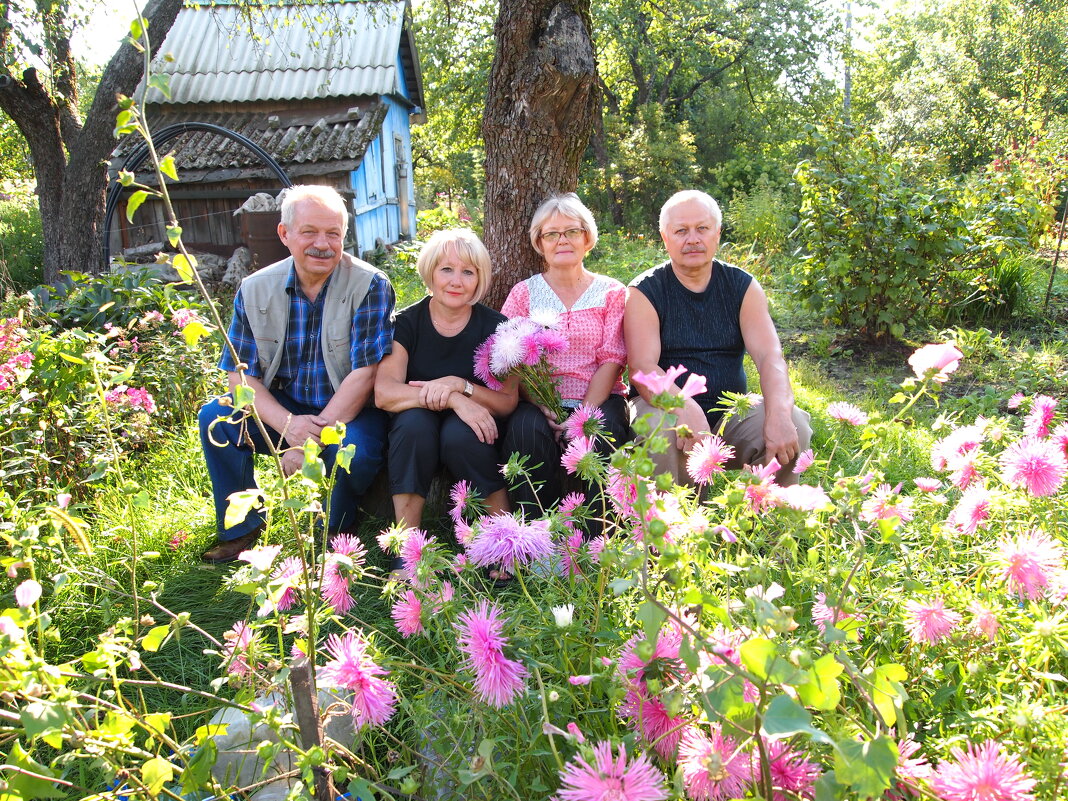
[794,123,1053,338]
[0,195,45,291]
[726,174,795,253]
[416,203,468,238]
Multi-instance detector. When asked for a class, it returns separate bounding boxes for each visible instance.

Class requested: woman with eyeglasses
[500,193,630,526]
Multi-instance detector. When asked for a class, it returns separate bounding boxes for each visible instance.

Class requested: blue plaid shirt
[220,265,395,411]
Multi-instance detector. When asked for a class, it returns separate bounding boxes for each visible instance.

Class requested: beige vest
[240,253,380,392]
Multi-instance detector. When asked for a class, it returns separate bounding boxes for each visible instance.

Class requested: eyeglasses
[540,228,586,244]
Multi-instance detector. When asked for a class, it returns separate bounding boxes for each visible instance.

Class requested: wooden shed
[109,0,424,263]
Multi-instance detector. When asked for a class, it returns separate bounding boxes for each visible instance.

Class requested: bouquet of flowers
[474,315,568,422]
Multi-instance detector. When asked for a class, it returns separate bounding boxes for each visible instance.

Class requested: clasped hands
[410,377,498,445]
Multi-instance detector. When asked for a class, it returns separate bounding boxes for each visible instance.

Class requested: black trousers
[387,408,507,499]
[501,394,631,516]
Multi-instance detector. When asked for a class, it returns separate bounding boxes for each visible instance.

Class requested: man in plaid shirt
[198,185,394,562]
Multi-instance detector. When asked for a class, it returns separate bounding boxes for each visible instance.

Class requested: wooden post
[289,659,337,801]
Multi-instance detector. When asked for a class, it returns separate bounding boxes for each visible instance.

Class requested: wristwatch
[463,381,475,397]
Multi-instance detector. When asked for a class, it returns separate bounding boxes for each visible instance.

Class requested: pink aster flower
[559,491,586,519]
[322,535,367,614]
[632,364,688,397]
[238,543,282,572]
[565,405,606,440]
[466,512,554,572]
[1051,422,1068,459]
[618,684,688,759]
[931,425,985,472]
[686,434,735,484]
[773,483,832,511]
[826,401,868,426]
[1007,393,1026,410]
[14,579,42,608]
[562,435,597,475]
[473,337,503,390]
[391,590,424,638]
[947,485,993,536]
[555,740,667,801]
[569,675,592,685]
[449,479,474,522]
[908,342,963,383]
[607,467,641,521]
[454,600,528,708]
[890,737,933,798]
[914,477,942,492]
[319,630,398,728]
[757,739,821,801]
[331,532,367,560]
[967,601,1000,641]
[931,740,1036,801]
[743,459,782,513]
[812,592,864,637]
[948,452,982,490]
[793,449,815,474]
[399,528,434,583]
[1000,436,1067,497]
[903,597,961,644]
[271,556,303,612]
[860,483,914,524]
[993,530,1064,600]
[1024,394,1057,439]
[678,726,749,801]
[566,722,586,743]
[220,621,261,677]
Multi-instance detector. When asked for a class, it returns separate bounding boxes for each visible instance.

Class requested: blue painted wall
[349,55,418,256]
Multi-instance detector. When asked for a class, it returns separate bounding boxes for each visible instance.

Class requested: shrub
[0,195,44,291]
[726,174,795,254]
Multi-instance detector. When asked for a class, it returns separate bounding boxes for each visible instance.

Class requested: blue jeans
[199,392,387,540]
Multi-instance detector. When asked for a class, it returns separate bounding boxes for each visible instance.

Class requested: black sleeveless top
[629,259,753,425]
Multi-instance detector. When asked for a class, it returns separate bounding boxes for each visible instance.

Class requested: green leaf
[224,489,264,530]
[335,443,355,474]
[193,723,228,744]
[129,17,147,42]
[678,632,699,673]
[20,701,69,749]
[761,695,833,744]
[873,663,909,728]
[182,321,211,346]
[3,740,65,799]
[58,352,86,365]
[126,190,149,223]
[142,756,173,794]
[834,737,898,799]
[635,600,667,645]
[740,637,776,681]
[347,777,377,801]
[141,625,171,653]
[149,74,172,101]
[796,653,844,711]
[321,425,342,446]
[166,224,183,247]
[814,769,847,801]
[143,712,172,734]
[172,254,197,283]
[181,738,217,794]
[233,383,256,409]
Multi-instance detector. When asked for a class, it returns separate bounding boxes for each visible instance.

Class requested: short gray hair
[528,192,599,256]
[659,190,722,232]
[416,228,493,305]
[278,185,349,236]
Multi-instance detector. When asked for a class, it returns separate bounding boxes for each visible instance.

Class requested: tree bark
[0,0,183,283]
[481,0,599,309]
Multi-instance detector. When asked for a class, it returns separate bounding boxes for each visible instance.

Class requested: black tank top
[630,259,752,425]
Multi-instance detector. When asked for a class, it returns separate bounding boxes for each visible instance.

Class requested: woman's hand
[410,377,464,411]
[452,395,499,444]
[537,403,567,444]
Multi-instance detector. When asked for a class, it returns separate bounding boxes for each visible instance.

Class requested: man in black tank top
[624,190,811,486]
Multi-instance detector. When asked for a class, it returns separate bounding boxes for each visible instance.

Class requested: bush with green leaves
[726,174,795,254]
[0,194,44,292]
[794,124,1053,338]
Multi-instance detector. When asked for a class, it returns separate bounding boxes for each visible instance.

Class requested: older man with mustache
[198,185,394,562]
[625,189,811,486]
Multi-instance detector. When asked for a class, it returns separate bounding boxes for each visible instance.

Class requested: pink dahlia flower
[455,600,528,708]
[466,512,554,572]
[993,529,1064,600]
[565,404,606,440]
[903,597,961,644]
[826,401,868,426]
[686,434,736,484]
[319,630,398,728]
[1023,394,1057,439]
[793,448,815,474]
[678,725,749,801]
[391,590,424,638]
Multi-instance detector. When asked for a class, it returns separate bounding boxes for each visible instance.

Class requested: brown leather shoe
[201,527,263,564]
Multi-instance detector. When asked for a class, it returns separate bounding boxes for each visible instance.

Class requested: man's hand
[675,398,712,452]
[284,414,326,448]
[452,396,499,444]
[763,409,799,468]
[411,377,463,411]
[280,449,304,477]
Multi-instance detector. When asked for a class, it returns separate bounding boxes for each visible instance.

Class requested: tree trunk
[0,0,183,284]
[481,0,599,310]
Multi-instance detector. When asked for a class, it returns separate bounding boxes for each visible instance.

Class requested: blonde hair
[278,185,349,236]
[416,228,493,304]
[528,192,598,256]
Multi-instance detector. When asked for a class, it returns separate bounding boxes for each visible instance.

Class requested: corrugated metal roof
[145,1,413,105]
[117,105,387,173]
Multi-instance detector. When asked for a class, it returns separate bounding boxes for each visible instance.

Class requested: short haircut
[278,185,349,236]
[659,190,722,232]
[416,228,493,305]
[528,192,599,256]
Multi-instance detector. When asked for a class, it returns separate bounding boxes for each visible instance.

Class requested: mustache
[304,247,337,259]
